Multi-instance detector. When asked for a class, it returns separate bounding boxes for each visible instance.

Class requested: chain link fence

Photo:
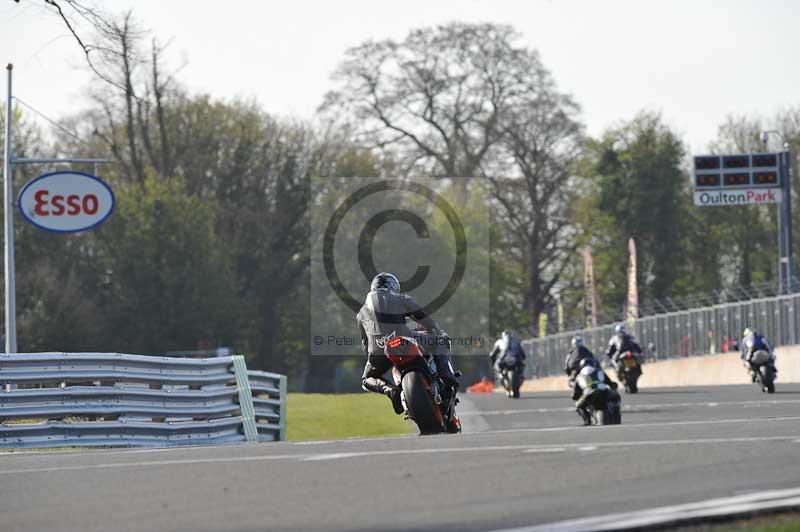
[522,292,800,379]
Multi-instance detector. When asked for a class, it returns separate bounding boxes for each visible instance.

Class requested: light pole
[761,130,793,294]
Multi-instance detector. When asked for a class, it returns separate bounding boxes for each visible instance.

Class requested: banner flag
[583,250,598,328]
[626,238,639,326]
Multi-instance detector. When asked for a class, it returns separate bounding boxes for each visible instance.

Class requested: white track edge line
[491,487,800,532]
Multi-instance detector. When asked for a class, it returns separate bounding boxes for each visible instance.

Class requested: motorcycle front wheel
[402,371,445,435]
[628,373,639,394]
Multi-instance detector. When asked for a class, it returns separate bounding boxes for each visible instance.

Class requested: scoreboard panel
[693,153,781,190]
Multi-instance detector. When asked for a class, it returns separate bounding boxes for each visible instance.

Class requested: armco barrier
[523,292,800,379]
[520,345,800,392]
[0,353,287,448]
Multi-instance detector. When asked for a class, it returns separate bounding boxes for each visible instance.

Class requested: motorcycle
[499,362,524,399]
[574,364,621,425]
[615,351,642,393]
[384,332,461,435]
[746,349,776,394]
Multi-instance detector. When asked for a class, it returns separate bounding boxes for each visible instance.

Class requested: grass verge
[287,392,413,441]
[674,511,800,531]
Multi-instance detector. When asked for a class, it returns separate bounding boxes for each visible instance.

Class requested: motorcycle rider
[565,335,617,425]
[740,327,776,382]
[489,330,526,380]
[605,323,644,371]
[358,272,460,414]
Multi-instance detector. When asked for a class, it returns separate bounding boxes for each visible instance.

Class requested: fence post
[279,374,288,441]
[232,355,258,443]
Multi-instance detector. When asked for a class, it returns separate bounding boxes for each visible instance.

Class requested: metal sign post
[778,150,793,292]
[761,130,793,293]
[3,65,15,354]
[3,64,112,353]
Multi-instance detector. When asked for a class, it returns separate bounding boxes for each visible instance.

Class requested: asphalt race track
[2,384,800,532]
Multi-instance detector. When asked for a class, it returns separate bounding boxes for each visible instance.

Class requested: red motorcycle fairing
[384,335,461,434]
[384,335,424,367]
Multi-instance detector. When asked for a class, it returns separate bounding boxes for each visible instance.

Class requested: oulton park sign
[693,188,782,207]
[692,152,783,208]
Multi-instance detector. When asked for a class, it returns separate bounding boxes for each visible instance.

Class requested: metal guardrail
[523,292,800,379]
[0,353,287,448]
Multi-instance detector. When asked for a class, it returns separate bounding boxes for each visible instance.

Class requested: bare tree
[321,23,551,181]
[17,0,130,91]
[18,2,180,182]
[81,10,184,184]
[488,92,584,323]
[324,21,587,330]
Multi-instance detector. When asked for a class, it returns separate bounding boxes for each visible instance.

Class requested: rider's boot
[576,407,592,426]
[365,377,404,414]
[384,385,404,414]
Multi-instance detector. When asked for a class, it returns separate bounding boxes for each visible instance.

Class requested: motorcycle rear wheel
[444,415,461,434]
[508,369,521,399]
[760,366,776,394]
[402,371,445,435]
[608,401,622,425]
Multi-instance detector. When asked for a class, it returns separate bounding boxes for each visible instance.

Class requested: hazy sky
[2,0,798,154]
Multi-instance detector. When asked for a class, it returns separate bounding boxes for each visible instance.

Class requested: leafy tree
[576,112,691,315]
[772,107,800,284]
[93,174,237,354]
[704,115,777,289]
[0,106,104,351]
[61,27,318,371]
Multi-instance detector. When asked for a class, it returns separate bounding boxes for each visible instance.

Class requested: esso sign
[18,171,115,233]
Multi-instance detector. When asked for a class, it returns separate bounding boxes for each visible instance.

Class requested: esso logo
[18,172,115,233]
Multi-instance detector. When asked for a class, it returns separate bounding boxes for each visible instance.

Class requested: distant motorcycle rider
[489,330,526,378]
[605,323,643,370]
[740,327,775,382]
[358,272,460,414]
[565,336,617,425]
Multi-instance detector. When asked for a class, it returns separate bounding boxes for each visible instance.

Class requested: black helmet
[370,272,400,294]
